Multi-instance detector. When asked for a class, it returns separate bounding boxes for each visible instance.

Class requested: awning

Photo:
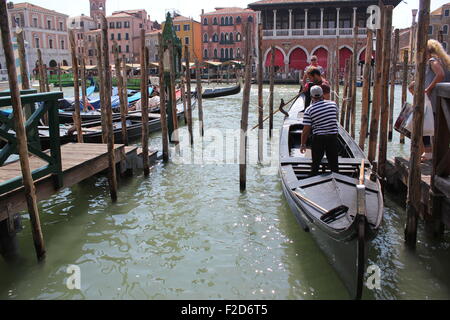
[148,62,159,68]
[182,62,196,69]
[60,66,72,71]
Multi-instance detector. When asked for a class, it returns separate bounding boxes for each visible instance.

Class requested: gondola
[279,94,383,300]
[39,96,196,149]
[201,83,241,99]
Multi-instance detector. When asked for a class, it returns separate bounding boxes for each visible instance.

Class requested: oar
[251,93,300,130]
[293,190,349,224]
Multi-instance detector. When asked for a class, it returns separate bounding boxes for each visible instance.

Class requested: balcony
[263,27,367,39]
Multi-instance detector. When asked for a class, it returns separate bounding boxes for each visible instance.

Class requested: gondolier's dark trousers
[311,134,339,176]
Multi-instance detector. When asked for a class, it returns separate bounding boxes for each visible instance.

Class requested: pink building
[0,2,70,76]
[68,1,156,66]
[201,7,257,62]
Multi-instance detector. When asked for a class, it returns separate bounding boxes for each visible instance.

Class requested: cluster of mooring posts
[0,9,205,261]
[327,0,448,247]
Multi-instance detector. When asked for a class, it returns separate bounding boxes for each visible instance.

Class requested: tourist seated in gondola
[303,67,331,107]
[301,85,339,176]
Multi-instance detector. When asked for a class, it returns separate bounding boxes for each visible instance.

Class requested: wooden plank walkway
[386,157,450,228]
[0,143,139,222]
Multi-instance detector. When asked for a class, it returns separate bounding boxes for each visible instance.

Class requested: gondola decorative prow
[279,98,290,118]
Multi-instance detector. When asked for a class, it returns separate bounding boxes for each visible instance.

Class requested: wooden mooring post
[345,57,353,132]
[185,46,193,146]
[159,33,169,162]
[389,28,400,141]
[335,36,340,107]
[140,29,150,176]
[0,0,45,260]
[368,2,385,163]
[57,63,62,92]
[101,16,118,200]
[80,53,87,112]
[69,30,83,143]
[400,50,409,144]
[37,49,45,93]
[195,58,204,137]
[350,25,359,139]
[359,29,373,150]
[16,29,30,90]
[240,23,252,192]
[96,34,107,144]
[405,0,430,248]
[377,6,393,179]
[269,45,275,138]
[168,39,180,145]
[113,42,128,146]
[340,59,350,127]
[257,23,264,163]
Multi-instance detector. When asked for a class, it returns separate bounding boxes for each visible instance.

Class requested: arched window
[248,16,253,23]
[203,33,208,43]
[443,42,448,51]
[237,48,241,58]
[236,33,241,42]
[221,48,224,58]
[221,33,224,42]
[213,17,218,25]
[230,48,234,59]
[230,33,234,42]
[230,17,233,25]
[443,25,449,35]
[204,49,208,58]
[225,17,229,25]
[221,17,224,25]
[214,49,218,58]
[236,16,241,24]
[225,48,229,59]
[213,33,218,42]
[225,33,229,41]
[203,18,208,25]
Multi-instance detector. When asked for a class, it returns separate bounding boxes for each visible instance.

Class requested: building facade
[145,30,161,63]
[248,0,401,79]
[201,7,257,62]
[0,2,71,78]
[162,15,202,62]
[429,3,450,52]
[67,1,156,66]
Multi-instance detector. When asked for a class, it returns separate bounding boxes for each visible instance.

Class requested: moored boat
[201,83,241,99]
[279,94,384,300]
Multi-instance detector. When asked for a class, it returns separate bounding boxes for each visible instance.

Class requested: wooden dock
[0,143,157,223]
[386,158,450,229]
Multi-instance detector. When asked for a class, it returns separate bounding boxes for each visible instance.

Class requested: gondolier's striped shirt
[303,100,338,135]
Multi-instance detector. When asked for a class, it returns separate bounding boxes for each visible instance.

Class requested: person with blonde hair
[410,39,450,161]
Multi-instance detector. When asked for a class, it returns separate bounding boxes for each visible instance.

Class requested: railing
[262,28,366,38]
[307,29,321,36]
[0,91,63,195]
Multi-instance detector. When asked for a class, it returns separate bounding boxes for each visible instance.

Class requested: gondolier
[300,85,339,176]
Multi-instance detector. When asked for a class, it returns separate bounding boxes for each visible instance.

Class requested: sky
[10,0,450,28]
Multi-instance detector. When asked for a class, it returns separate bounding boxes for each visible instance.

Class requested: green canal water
[0,84,449,300]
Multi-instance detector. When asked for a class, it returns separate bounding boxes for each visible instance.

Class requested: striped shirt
[303,100,338,135]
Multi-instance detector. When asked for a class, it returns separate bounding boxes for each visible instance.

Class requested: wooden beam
[140,29,150,176]
[389,29,400,141]
[195,58,204,137]
[159,33,169,162]
[350,25,359,139]
[400,50,409,144]
[257,23,264,163]
[240,22,252,192]
[101,15,118,201]
[69,30,83,143]
[406,0,430,248]
[15,29,30,90]
[113,42,128,146]
[185,45,193,146]
[359,29,373,150]
[378,6,393,179]
[269,45,275,138]
[96,34,107,144]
